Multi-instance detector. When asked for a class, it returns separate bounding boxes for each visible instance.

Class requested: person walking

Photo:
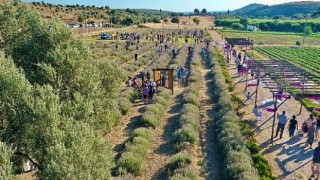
[275,111,288,139]
[148,81,154,100]
[134,52,138,61]
[161,74,167,87]
[306,114,315,129]
[310,141,320,179]
[288,115,298,139]
[316,115,320,141]
[142,85,148,105]
[307,122,317,149]
[177,68,182,85]
[253,105,262,121]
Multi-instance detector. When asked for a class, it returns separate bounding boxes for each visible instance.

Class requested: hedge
[207,45,260,179]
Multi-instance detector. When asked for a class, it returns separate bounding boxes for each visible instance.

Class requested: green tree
[193,17,200,25]
[122,17,134,25]
[201,8,207,14]
[171,17,180,23]
[312,7,320,18]
[194,8,200,15]
[231,22,244,30]
[240,18,248,27]
[0,142,15,180]
[77,13,85,23]
[164,18,168,23]
[0,5,122,178]
[304,26,313,35]
[152,16,161,23]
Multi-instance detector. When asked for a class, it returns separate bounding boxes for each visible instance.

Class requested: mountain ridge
[231,1,320,18]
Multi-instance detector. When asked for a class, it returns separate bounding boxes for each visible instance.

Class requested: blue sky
[23,0,320,12]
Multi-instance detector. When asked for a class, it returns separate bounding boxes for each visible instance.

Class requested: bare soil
[137,83,184,180]
[197,51,223,180]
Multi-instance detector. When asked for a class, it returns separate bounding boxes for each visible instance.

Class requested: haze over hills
[231,1,320,18]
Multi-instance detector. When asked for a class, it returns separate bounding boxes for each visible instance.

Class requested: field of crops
[255,46,320,78]
[218,30,320,45]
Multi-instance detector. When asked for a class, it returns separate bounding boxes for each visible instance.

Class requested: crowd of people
[223,42,254,77]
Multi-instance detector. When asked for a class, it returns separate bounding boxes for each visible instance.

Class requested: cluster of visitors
[176,66,187,85]
[125,77,138,88]
[273,112,320,150]
[142,80,157,105]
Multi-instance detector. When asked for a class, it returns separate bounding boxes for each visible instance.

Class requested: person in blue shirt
[310,141,320,179]
[176,68,182,85]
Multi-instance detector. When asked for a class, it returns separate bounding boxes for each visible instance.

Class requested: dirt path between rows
[211,29,315,179]
[138,46,191,180]
[197,51,223,180]
[137,83,185,180]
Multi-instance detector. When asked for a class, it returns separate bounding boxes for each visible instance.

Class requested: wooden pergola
[225,38,253,46]
[243,60,320,145]
[152,68,175,95]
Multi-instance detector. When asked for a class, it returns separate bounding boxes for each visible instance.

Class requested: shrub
[168,153,196,180]
[117,152,143,176]
[117,128,154,176]
[171,17,180,23]
[145,103,165,116]
[120,88,136,102]
[170,168,197,180]
[118,97,132,115]
[142,111,159,129]
[169,153,192,171]
[186,85,199,96]
[173,125,198,151]
[252,154,274,179]
[183,93,200,107]
[132,128,155,142]
[207,46,260,179]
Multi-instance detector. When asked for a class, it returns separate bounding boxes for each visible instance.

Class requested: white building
[247,25,257,31]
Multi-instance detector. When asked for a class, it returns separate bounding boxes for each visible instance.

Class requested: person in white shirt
[275,111,288,139]
[305,114,315,129]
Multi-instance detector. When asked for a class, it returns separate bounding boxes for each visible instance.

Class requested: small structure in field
[247,25,257,31]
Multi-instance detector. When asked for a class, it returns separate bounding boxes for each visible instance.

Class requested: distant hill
[231,1,320,18]
[231,3,265,15]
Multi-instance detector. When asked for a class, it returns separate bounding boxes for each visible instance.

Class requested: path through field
[138,45,192,179]
[211,29,315,179]
[138,83,184,180]
[198,50,223,180]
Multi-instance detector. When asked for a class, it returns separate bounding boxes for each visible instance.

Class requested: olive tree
[0,4,119,179]
[0,4,123,133]
[0,142,15,180]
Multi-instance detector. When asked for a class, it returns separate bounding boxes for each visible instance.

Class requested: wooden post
[169,69,174,95]
[254,64,260,107]
[271,92,277,146]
